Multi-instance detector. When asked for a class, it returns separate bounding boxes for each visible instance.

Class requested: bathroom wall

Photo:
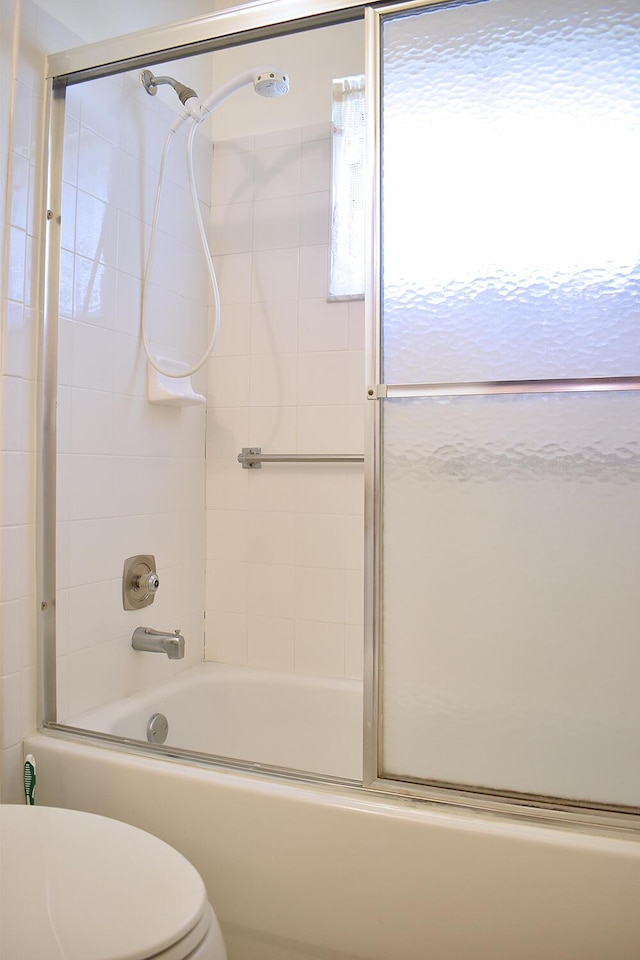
[0,0,214,801]
[32,0,215,45]
[34,0,214,117]
[0,0,60,802]
[0,0,19,802]
[55,69,212,722]
[0,0,365,800]
[204,23,366,679]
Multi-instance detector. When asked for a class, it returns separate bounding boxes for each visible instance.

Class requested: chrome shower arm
[141,70,198,106]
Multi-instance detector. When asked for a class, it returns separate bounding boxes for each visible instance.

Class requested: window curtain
[330,75,365,300]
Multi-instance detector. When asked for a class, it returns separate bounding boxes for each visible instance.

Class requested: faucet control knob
[136,572,160,594]
[123,555,160,610]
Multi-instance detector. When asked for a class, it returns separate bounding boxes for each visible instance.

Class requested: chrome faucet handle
[136,572,159,594]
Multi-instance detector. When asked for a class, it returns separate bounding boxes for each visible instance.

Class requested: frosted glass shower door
[378,0,640,808]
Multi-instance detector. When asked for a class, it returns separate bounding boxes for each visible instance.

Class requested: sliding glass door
[375,0,640,809]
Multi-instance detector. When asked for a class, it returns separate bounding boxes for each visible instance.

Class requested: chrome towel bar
[238,447,364,469]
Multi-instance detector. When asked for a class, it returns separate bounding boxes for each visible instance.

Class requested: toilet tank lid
[0,804,209,960]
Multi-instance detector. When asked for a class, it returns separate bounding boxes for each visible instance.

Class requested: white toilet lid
[0,805,209,960]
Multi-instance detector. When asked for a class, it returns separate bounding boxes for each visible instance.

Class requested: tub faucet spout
[132,627,185,660]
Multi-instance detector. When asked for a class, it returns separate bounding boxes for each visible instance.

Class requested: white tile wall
[0,0,216,800]
[205,126,365,679]
[56,69,211,723]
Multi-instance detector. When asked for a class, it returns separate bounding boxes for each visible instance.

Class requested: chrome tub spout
[132,627,185,660]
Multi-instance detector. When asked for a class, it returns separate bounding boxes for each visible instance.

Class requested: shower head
[161,65,290,132]
[253,71,290,98]
[201,66,290,114]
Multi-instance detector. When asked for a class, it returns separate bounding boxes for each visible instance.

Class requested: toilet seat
[0,805,225,960]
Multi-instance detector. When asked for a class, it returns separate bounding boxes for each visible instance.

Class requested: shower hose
[141,118,221,379]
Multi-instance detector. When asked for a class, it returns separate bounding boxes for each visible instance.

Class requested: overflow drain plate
[147,713,169,744]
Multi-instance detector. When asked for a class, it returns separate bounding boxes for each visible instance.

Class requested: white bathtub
[26,662,640,960]
[66,663,363,780]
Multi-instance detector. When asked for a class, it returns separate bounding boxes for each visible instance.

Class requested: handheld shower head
[253,71,290,98]
[143,65,291,132]
[197,66,290,119]
[163,65,290,132]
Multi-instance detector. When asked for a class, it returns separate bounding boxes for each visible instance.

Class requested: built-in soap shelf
[147,359,206,406]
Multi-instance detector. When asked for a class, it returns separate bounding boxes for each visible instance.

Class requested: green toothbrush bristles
[23,755,36,806]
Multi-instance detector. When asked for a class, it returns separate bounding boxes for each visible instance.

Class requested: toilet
[0,804,227,959]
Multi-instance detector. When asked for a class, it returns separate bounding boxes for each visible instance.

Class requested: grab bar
[238,447,364,469]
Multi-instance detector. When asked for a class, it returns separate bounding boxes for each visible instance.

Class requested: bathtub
[64,662,363,781]
[26,662,640,960]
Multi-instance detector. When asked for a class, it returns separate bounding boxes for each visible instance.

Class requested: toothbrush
[23,754,36,805]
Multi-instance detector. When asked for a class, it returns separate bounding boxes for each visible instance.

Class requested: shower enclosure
[45,9,367,784]
[40,0,640,825]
